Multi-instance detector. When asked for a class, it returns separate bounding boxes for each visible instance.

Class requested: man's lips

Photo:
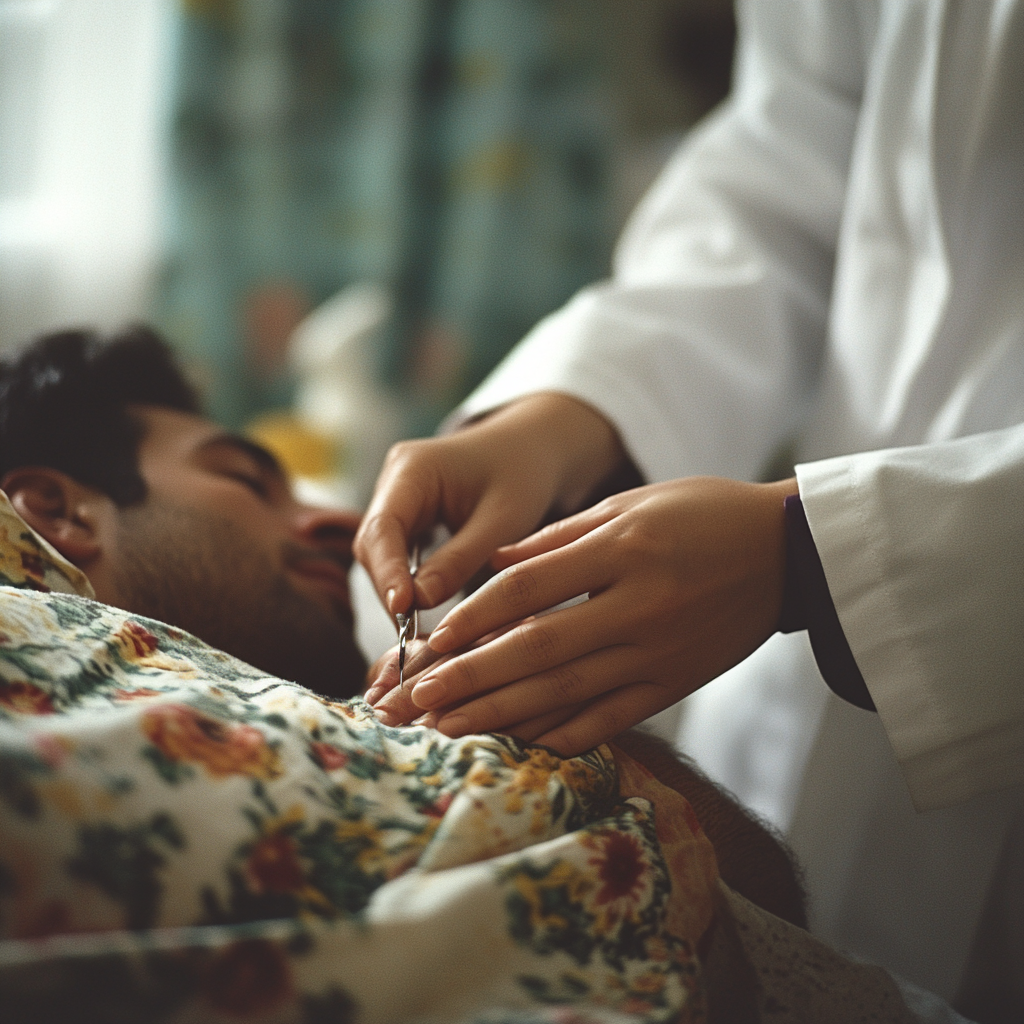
[287,555,353,611]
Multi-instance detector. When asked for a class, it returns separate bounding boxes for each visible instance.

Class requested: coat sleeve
[797,423,1024,811]
[458,0,866,484]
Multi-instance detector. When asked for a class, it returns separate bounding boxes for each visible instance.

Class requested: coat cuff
[777,495,875,711]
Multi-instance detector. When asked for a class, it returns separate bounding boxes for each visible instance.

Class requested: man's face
[106,406,366,697]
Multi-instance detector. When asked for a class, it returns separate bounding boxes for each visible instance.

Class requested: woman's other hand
[402,476,798,755]
[354,392,625,617]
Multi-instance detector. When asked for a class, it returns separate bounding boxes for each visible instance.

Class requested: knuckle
[499,566,539,610]
[406,639,436,675]
[448,655,482,696]
[617,519,653,559]
[515,622,559,667]
[534,520,562,543]
[468,692,504,729]
[440,601,479,640]
[547,664,584,704]
[356,512,392,548]
[383,438,422,468]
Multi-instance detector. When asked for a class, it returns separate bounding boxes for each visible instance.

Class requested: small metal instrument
[395,545,420,690]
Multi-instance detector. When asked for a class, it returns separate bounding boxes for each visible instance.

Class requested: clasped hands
[354,393,797,756]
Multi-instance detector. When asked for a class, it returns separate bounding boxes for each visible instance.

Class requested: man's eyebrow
[197,434,287,479]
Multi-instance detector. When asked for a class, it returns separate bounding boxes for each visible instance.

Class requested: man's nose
[291,503,362,552]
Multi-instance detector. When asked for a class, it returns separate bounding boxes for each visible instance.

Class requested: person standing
[356,2,1023,1017]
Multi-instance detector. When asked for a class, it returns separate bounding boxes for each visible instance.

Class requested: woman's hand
[365,619,584,741]
[363,637,443,718]
[353,393,624,617]
[395,476,798,755]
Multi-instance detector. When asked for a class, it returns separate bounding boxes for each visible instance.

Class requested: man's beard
[110,501,366,699]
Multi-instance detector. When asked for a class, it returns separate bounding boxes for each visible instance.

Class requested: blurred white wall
[0,0,170,351]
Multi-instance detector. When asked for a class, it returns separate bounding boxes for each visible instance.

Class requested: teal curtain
[156,0,617,431]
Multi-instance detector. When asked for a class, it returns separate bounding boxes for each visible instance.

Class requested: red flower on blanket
[19,551,45,583]
[585,829,654,933]
[112,621,159,660]
[0,680,54,715]
[142,703,282,780]
[245,832,305,894]
[203,940,292,1016]
[112,687,162,701]
[421,791,453,818]
[310,741,348,771]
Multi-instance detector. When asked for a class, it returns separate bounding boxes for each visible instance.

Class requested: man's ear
[1,467,112,568]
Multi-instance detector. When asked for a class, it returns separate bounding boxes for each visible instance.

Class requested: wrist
[758,476,799,629]
[776,488,874,710]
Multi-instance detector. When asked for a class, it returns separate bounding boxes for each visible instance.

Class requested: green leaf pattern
[0,494,708,1023]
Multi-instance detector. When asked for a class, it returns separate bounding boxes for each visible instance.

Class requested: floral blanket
[0,493,718,1024]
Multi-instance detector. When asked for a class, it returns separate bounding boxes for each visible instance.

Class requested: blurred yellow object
[246,412,341,480]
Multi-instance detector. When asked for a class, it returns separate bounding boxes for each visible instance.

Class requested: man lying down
[0,329,918,1024]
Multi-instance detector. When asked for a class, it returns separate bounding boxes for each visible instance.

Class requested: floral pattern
[0,493,718,1023]
[0,493,94,598]
[141,702,284,780]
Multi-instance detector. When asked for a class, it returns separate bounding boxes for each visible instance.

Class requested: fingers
[430,643,647,739]
[365,639,447,724]
[491,502,616,570]
[412,489,541,610]
[357,396,625,618]
[533,682,670,756]
[355,438,450,614]
[363,647,401,705]
[502,703,585,745]
[415,592,620,712]
[429,538,607,656]
[370,618,526,725]
[354,509,420,616]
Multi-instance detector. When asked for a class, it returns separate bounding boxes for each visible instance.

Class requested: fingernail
[386,588,397,613]
[364,684,382,705]
[411,676,447,708]
[437,713,468,737]
[428,624,451,652]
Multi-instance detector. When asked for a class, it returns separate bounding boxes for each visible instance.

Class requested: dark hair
[0,326,200,505]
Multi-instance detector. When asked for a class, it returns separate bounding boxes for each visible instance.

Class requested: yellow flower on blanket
[335,817,394,874]
[110,621,197,675]
[465,761,498,789]
[0,590,62,647]
[499,746,610,834]
[513,859,592,934]
[500,747,565,834]
[0,521,39,589]
[556,751,609,796]
[141,703,283,780]
[0,492,93,596]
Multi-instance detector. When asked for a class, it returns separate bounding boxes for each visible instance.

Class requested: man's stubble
[111,500,367,699]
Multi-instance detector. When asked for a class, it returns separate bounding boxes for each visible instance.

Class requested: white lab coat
[457,0,1024,1007]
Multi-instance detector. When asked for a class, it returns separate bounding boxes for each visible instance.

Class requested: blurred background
[0,0,734,508]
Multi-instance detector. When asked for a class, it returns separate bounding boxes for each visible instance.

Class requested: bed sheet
[0,492,715,1024]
